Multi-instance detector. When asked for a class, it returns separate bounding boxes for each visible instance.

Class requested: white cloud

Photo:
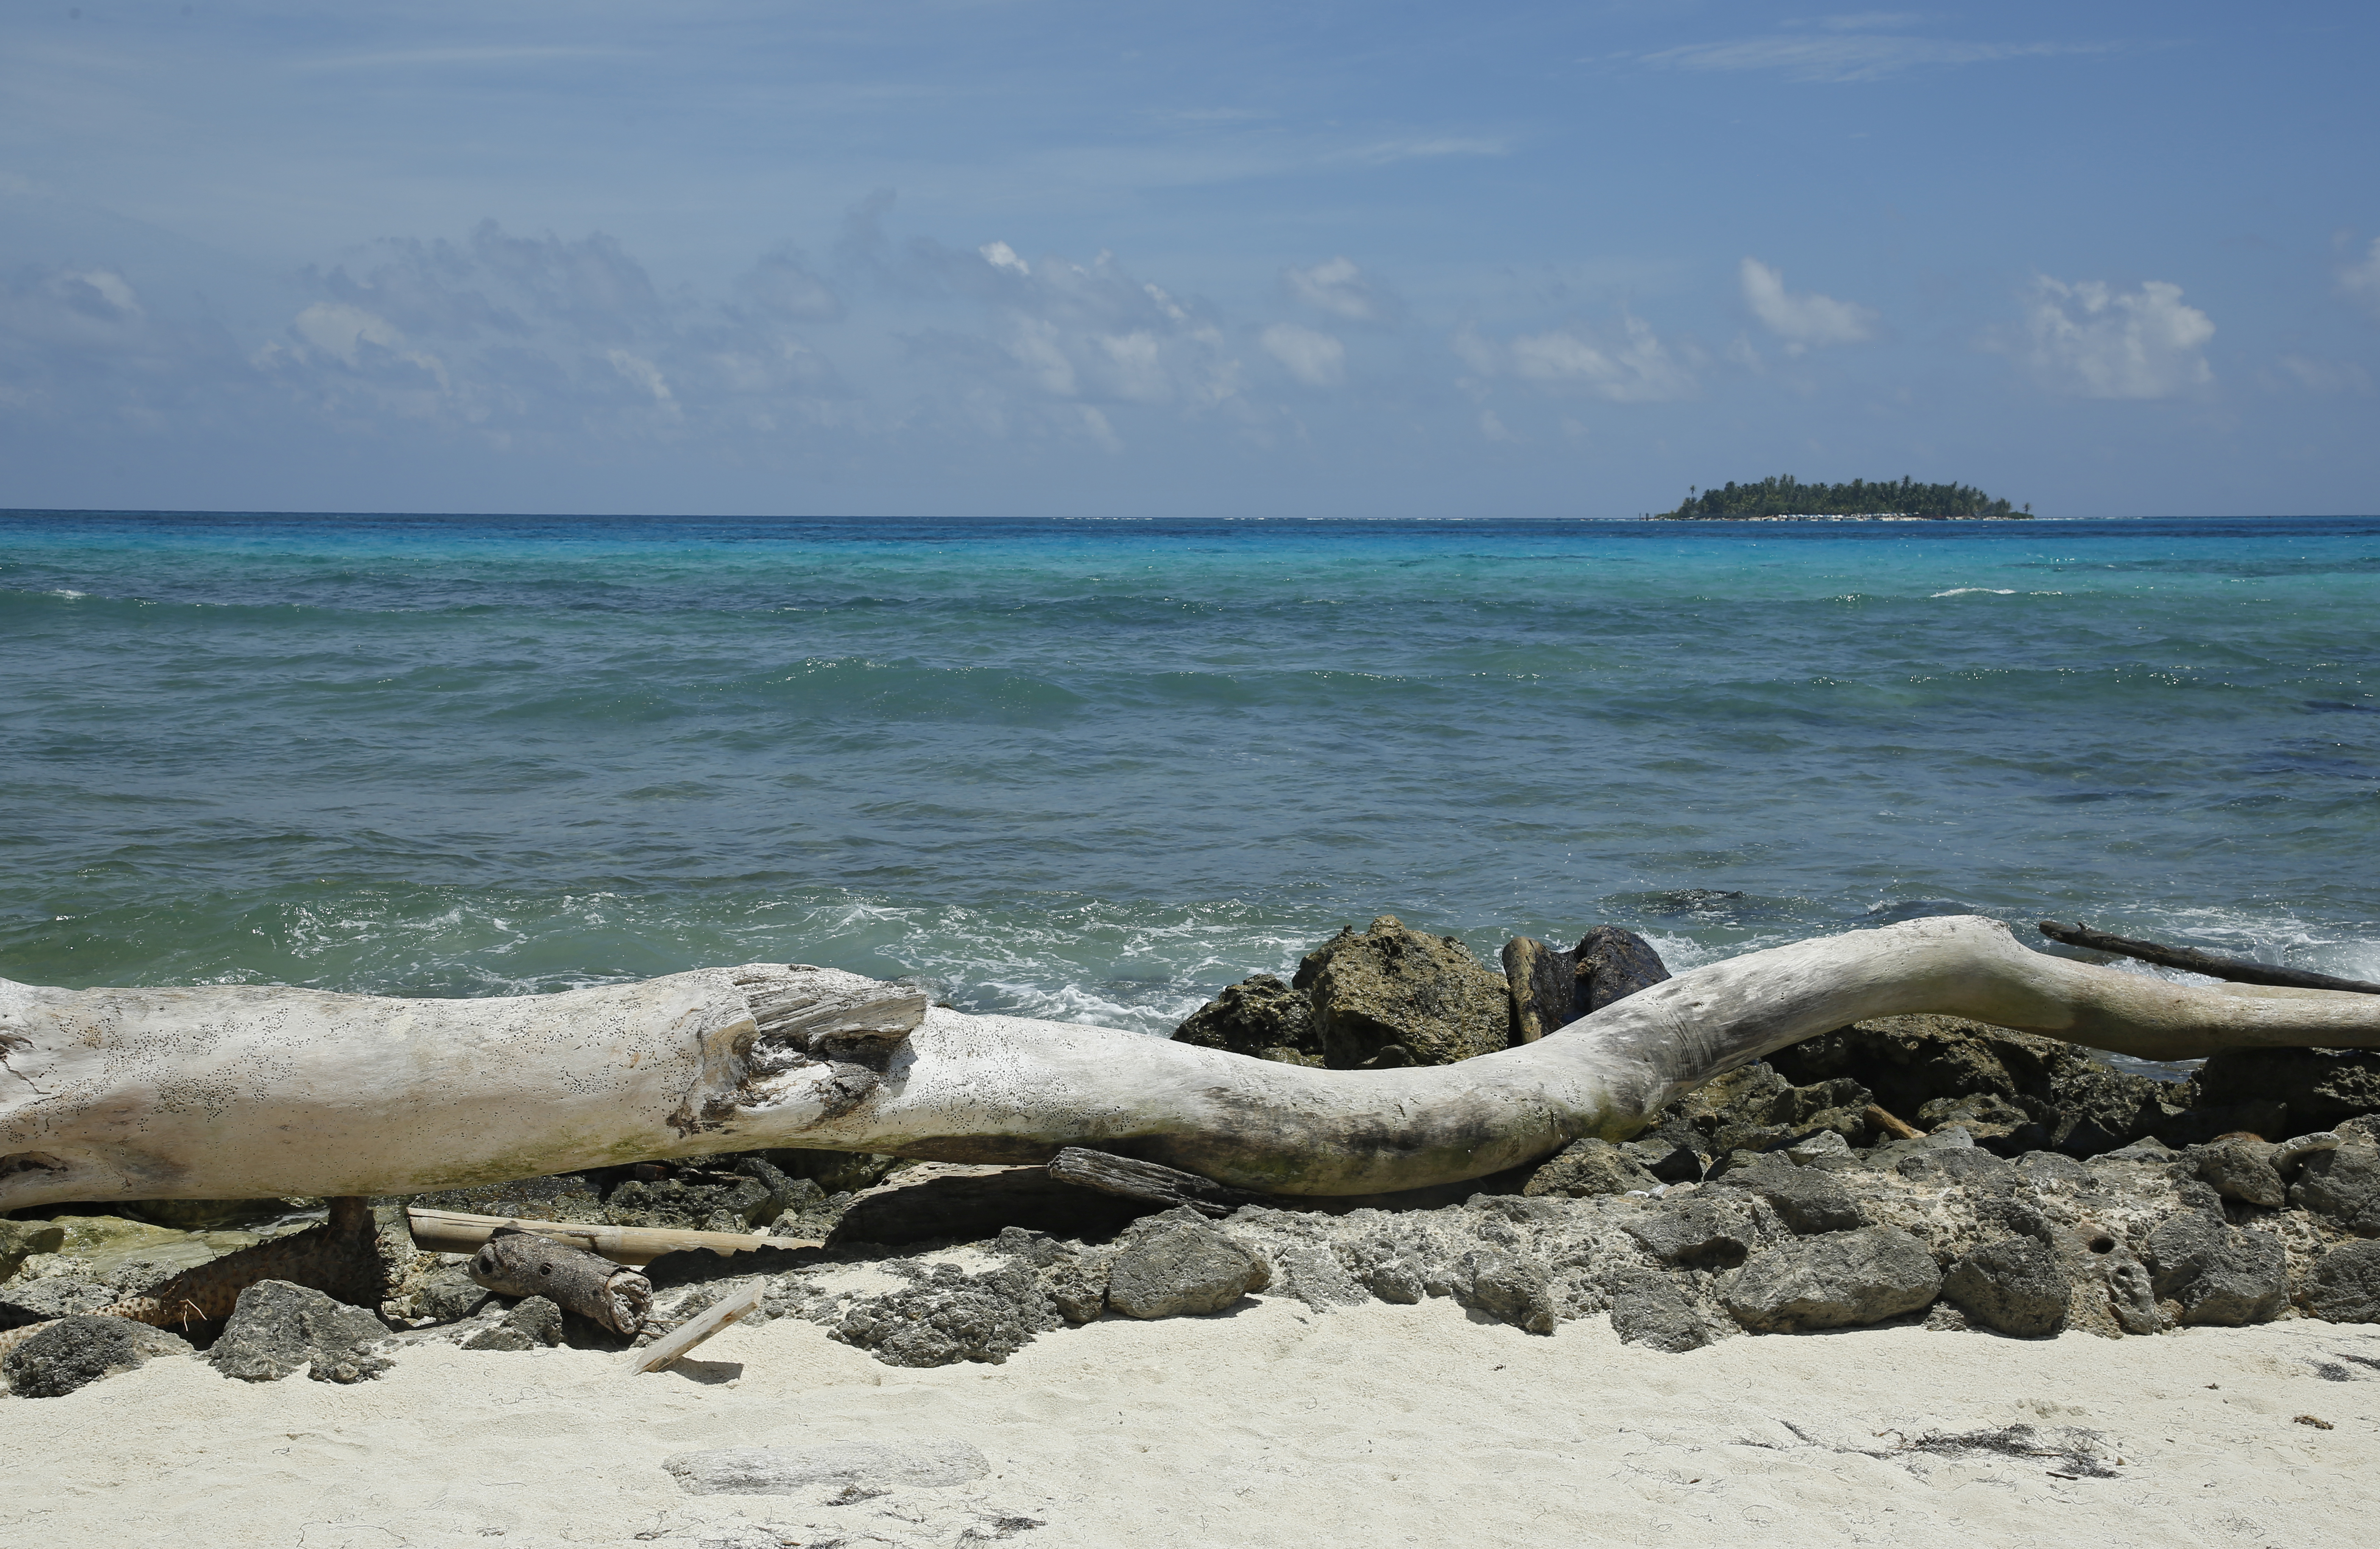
[1459,315,1699,402]
[1642,33,2112,84]
[979,241,1031,277]
[2339,238,2380,320]
[1738,258,1878,350]
[1260,323,1346,387]
[1283,256,1391,323]
[2021,276,2214,399]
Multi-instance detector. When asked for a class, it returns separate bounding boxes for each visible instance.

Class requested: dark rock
[0,1277,115,1329]
[1643,1064,1876,1160]
[2188,1047,2380,1137]
[1769,1013,2182,1158]
[605,1170,778,1233]
[2,1315,192,1397]
[1105,1218,1271,1318]
[1940,1236,2071,1337]
[1522,1139,1660,1199]
[0,1219,68,1279]
[413,1262,494,1324]
[208,1279,391,1383]
[1711,1158,1868,1234]
[1503,926,1671,1040]
[1454,1251,1554,1334]
[830,1162,1155,1246]
[2193,1137,2288,1210]
[663,1439,989,1496]
[1722,1226,1942,1332]
[406,1171,608,1224]
[1297,916,1513,1068]
[1623,1197,1756,1268]
[766,1150,908,1195]
[2306,1240,2380,1323]
[831,1260,1057,1367]
[2146,1213,2287,1325]
[1625,1139,1707,1184]
[1172,973,1324,1066]
[2291,1143,2380,1235]
[1604,1268,1709,1352]
[463,1295,564,1351]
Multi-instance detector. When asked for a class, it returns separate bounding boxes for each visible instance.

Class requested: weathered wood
[2039,920,2380,995]
[1046,1146,1276,1217]
[1864,1104,1924,1142]
[10,918,2380,1212]
[626,1280,765,1374]
[468,1227,653,1336]
[405,1207,806,1265]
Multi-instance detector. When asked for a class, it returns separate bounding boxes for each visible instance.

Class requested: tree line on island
[1652,475,2031,521]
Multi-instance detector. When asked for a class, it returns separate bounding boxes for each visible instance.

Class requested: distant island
[1647,475,2032,521]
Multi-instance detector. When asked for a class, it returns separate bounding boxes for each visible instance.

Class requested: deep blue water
[3,511,2376,1037]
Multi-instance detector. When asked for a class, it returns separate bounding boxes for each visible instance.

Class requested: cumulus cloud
[1738,258,1878,350]
[2020,276,2214,399]
[2339,237,2380,321]
[2274,354,2372,395]
[1455,315,1699,402]
[1260,323,1346,386]
[0,263,252,423]
[1283,256,1395,323]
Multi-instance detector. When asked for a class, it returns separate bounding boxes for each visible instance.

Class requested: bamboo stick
[406,1207,817,1266]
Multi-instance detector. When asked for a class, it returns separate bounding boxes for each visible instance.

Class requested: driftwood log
[8,915,2380,1213]
[468,1227,652,1336]
[2039,919,2380,995]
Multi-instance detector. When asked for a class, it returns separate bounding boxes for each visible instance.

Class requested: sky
[2,1,2376,518]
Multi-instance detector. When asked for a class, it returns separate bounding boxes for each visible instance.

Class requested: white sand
[6,1301,2379,1548]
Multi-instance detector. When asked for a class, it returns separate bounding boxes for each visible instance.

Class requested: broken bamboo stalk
[626,1281,766,1374]
[406,1207,814,1266]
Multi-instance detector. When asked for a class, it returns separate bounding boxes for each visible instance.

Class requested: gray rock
[208,1279,392,1383]
[405,1170,608,1223]
[413,1262,494,1324]
[663,1439,989,1497]
[1298,916,1513,1068]
[1522,1139,1660,1199]
[605,1170,779,1233]
[1624,1138,1707,1184]
[1785,1130,1852,1165]
[1604,1268,1708,1353]
[1356,1254,1427,1305]
[1713,1159,1867,1234]
[2194,1137,2288,1209]
[2307,1240,2380,1324]
[1623,1197,1757,1268]
[1105,1220,1271,1318]
[0,1219,67,1281]
[1940,1236,2071,1337]
[2187,1046,2380,1134]
[2174,1229,2287,1327]
[2291,1143,2380,1235]
[463,1295,564,1351]
[1036,1256,1109,1324]
[1454,1251,1553,1334]
[1722,1226,1942,1332]
[830,1261,1057,1367]
[1171,972,1324,1066]
[2098,1252,2165,1335]
[1893,1147,2012,1185]
[0,1276,116,1328]
[2145,1212,2230,1300]
[2,1316,192,1398]
[1269,1243,1370,1312]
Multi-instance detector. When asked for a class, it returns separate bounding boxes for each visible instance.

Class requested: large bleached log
[6,916,2380,1213]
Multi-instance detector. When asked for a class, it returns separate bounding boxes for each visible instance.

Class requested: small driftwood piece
[626,1281,765,1375]
[407,1207,808,1266]
[2039,920,2380,995]
[1047,1146,1274,1217]
[1864,1104,1924,1142]
[468,1227,653,1337]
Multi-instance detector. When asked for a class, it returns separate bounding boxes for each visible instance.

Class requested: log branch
[2037,919,2380,995]
[8,917,2380,1213]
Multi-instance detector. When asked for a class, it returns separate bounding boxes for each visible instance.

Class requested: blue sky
[3,2,2375,517]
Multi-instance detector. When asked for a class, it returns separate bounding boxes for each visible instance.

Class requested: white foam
[1929,588,2016,597]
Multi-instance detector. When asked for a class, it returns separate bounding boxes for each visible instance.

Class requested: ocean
[3,511,2375,1049]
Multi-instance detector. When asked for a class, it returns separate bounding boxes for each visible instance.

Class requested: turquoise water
[3,512,2375,1036]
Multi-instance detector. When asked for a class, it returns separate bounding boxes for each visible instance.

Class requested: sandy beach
[7,1295,2377,1549]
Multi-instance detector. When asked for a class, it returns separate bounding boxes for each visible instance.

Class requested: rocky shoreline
[6,916,2380,1400]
